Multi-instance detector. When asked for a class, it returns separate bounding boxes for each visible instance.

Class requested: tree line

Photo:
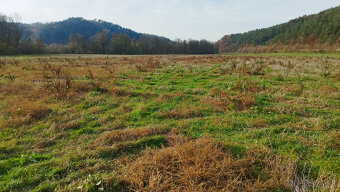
[218,6,340,53]
[48,30,217,54]
[0,14,217,55]
[3,5,340,55]
[0,14,45,54]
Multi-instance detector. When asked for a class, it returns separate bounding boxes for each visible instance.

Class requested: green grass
[0,54,339,191]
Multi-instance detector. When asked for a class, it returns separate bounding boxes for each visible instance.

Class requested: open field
[0,54,339,191]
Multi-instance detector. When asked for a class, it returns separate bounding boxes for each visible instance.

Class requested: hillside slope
[22,17,167,45]
[219,6,340,52]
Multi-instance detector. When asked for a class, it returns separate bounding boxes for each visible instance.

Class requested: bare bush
[43,64,73,99]
[220,61,237,75]
[250,64,265,75]
[102,61,115,74]
[5,73,15,82]
[0,58,6,68]
[135,64,147,72]
[87,68,106,92]
[8,59,19,66]
[320,59,333,77]
[248,60,266,75]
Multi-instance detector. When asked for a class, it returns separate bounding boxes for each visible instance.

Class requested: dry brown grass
[281,83,305,96]
[236,63,251,75]
[231,94,256,111]
[250,63,265,75]
[235,78,262,94]
[120,137,295,192]
[2,98,52,127]
[220,61,238,75]
[110,88,137,97]
[159,106,205,119]
[208,85,257,111]
[94,126,170,146]
[317,85,338,97]
[201,96,231,112]
[0,81,32,95]
[71,81,94,93]
[135,60,161,72]
[43,64,73,99]
[156,93,185,103]
[320,59,333,77]
[34,137,56,150]
[57,119,83,131]
[335,71,340,80]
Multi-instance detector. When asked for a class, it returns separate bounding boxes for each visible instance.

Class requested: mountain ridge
[22,17,169,45]
[219,6,340,52]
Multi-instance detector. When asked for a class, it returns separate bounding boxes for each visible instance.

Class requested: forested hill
[1,15,216,54]
[22,17,167,44]
[219,6,340,52]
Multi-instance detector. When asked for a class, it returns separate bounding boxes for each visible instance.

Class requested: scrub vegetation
[0,54,339,191]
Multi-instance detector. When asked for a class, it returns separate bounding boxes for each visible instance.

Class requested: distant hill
[21,17,168,45]
[219,6,340,52]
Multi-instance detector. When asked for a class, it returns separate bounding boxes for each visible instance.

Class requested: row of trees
[0,14,45,54]
[47,30,217,54]
[0,14,217,55]
[219,34,340,53]
[0,14,21,53]
[3,5,339,55]
[235,38,340,53]
[218,6,340,53]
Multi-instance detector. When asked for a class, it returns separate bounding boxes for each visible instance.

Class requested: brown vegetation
[43,64,73,99]
[94,126,170,146]
[0,55,339,191]
[120,137,294,192]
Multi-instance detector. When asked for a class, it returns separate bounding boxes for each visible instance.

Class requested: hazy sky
[1,0,339,41]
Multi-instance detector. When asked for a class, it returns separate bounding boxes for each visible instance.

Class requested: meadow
[0,54,339,191]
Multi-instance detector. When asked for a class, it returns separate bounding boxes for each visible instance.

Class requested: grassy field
[0,54,339,191]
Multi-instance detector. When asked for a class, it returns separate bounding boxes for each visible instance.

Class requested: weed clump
[94,126,170,146]
[120,137,295,192]
[43,64,73,99]
[97,135,167,158]
[320,59,333,77]
[4,99,51,127]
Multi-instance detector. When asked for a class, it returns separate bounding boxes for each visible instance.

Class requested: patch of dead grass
[94,126,170,146]
[2,98,51,126]
[120,137,295,192]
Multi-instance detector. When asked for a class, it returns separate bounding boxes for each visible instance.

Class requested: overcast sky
[1,0,339,41]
